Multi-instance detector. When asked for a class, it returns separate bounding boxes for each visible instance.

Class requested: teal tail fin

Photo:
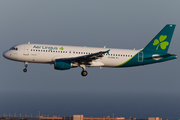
[143,24,176,53]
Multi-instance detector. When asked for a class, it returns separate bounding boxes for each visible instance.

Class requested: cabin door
[138,51,143,62]
[23,45,29,55]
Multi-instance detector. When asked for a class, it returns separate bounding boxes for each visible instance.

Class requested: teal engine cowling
[54,59,72,70]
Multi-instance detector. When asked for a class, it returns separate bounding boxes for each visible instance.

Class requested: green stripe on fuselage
[116,52,139,67]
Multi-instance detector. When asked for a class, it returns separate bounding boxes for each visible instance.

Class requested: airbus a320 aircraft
[3,24,177,76]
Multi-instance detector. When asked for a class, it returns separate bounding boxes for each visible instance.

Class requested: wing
[70,49,110,65]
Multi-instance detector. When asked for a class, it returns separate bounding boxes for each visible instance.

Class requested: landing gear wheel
[23,68,27,73]
[81,71,88,76]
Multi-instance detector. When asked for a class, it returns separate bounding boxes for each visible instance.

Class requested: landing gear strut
[80,65,88,76]
[23,62,28,73]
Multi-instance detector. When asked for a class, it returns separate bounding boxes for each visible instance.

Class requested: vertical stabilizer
[143,24,176,53]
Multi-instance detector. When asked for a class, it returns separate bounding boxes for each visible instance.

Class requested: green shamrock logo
[153,35,169,50]
[59,47,64,50]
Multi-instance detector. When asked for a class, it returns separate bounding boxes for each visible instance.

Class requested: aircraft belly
[88,61,104,67]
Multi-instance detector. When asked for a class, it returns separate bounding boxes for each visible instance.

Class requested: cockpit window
[10,47,18,51]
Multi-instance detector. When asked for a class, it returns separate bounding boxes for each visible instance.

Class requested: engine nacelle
[54,59,71,70]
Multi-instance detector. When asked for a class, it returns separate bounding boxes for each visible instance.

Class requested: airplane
[3,24,177,76]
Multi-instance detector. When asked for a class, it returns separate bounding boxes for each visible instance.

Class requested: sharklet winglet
[105,49,110,54]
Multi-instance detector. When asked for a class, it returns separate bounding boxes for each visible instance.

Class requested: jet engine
[54,59,71,70]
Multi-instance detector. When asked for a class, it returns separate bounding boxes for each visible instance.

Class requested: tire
[23,69,27,73]
[81,71,88,76]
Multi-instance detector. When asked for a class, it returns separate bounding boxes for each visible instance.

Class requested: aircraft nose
[3,51,9,59]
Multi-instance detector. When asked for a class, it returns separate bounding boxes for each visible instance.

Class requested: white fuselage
[3,44,140,67]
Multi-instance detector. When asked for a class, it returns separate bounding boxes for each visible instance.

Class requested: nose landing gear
[23,62,28,73]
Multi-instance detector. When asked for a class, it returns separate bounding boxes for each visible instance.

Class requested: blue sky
[1,0,180,93]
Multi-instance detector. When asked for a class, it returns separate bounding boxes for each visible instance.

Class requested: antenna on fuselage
[28,41,30,44]
[104,46,106,48]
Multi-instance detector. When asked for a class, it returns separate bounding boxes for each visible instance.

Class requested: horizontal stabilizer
[145,54,176,60]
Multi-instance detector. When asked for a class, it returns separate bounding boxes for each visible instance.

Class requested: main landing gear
[23,62,28,73]
[80,65,88,76]
[81,70,88,76]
